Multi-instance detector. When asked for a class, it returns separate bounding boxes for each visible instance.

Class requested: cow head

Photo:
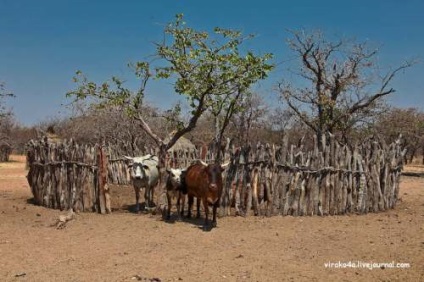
[166,168,185,187]
[125,155,158,180]
[199,161,230,191]
[133,163,150,180]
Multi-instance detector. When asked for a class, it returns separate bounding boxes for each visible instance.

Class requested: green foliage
[155,14,273,113]
[67,14,273,150]
[68,71,138,116]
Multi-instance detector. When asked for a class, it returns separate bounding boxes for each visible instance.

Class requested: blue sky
[1,0,423,126]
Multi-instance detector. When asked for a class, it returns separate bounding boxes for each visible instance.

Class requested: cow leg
[181,194,186,218]
[202,197,209,230]
[211,201,219,227]
[144,187,152,209]
[176,193,181,218]
[177,192,185,219]
[187,195,194,218]
[150,186,155,208]
[144,187,148,209]
[134,187,140,213]
[196,197,201,218]
[166,191,171,220]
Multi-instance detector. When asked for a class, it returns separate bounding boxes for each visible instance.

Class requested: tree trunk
[214,116,224,163]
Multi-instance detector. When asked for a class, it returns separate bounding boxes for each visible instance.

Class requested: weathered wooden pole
[97,145,111,214]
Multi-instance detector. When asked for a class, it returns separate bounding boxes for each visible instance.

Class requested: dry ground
[0,155,423,282]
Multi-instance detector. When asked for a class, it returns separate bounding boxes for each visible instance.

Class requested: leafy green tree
[67,14,273,163]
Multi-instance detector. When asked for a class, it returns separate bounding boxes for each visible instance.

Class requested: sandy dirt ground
[0,155,423,282]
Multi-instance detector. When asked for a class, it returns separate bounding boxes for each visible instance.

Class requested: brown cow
[182,160,229,230]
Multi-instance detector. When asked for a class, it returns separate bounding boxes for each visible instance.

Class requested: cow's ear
[166,168,171,174]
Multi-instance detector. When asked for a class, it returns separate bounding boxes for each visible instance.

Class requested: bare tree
[0,82,14,119]
[372,107,424,163]
[60,103,172,153]
[0,82,15,160]
[279,30,415,147]
[230,92,269,145]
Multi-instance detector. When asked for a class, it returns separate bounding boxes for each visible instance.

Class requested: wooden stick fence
[223,134,406,216]
[26,138,110,213]
[26,134,406,216]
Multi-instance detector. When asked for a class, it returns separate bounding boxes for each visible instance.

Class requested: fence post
[97,145,111,214]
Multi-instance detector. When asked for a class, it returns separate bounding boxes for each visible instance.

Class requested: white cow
[125,154,159,212]
[165,168,186,220]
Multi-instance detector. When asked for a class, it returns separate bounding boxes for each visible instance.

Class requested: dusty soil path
[0,155,423,281]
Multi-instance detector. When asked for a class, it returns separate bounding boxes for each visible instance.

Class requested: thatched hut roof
[164,132,196,152]
[45,133,63,144]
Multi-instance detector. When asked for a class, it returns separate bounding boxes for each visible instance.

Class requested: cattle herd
[125,154,229,230]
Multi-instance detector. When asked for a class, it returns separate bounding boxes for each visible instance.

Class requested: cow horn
[199,160,208,166]
[123,156,134,161]
[143,154,153,159]
[221,162,230,169]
